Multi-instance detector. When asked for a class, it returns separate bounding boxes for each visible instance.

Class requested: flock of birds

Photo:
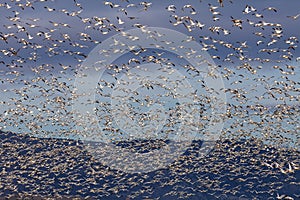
[0,0,299,199]
[1,131,299,199]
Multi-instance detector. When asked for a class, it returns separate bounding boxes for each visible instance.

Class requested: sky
[0,0,299,149]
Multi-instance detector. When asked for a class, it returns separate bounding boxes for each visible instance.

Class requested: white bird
[243,5,256,14]
[117,17,124,25]
[166,5,176,12]
[263,7,277,12]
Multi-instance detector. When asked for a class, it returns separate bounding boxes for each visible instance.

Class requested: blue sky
[0,0,299,149]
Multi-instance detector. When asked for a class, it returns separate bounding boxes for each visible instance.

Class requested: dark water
[0,131,299,199]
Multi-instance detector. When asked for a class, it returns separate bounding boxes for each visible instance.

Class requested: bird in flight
[287,13,300,20]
